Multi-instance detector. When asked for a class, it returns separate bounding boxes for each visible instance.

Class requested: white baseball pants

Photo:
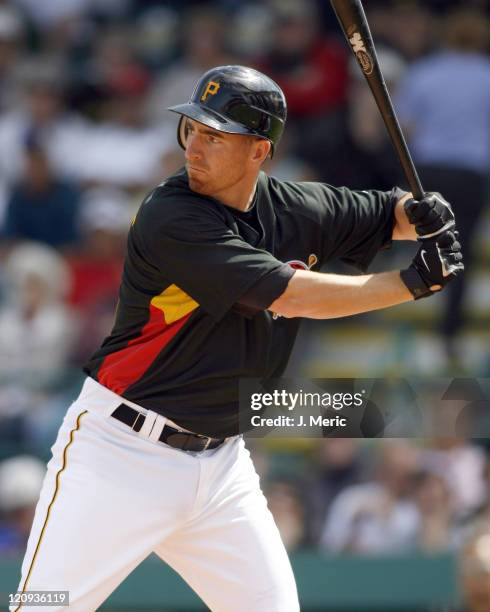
[11,377,299,611]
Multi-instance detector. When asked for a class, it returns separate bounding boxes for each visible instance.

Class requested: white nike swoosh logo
[420,249,430,271]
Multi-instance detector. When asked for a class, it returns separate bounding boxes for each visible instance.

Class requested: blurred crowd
[1,437,490,609]
[0,0,489,609]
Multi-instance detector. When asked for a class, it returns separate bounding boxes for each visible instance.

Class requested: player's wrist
[400,266,433,300]
[416,220,456,240]
[401,230,464,300]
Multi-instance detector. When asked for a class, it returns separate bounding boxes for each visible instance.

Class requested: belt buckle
[193,433,212,451]
[131,411,144,431]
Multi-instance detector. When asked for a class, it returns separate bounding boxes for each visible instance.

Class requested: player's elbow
[268,293,303,318]
[268,270,311,318]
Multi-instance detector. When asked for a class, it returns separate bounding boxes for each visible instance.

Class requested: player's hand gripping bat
[330,0,424,201]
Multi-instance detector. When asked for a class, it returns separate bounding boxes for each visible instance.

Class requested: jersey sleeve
[295,182,403,271]
[134,193,293,321]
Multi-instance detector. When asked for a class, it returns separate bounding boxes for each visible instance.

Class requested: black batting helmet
[167,65,287,156]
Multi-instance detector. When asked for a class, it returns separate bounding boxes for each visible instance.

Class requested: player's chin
[188,174,211,194]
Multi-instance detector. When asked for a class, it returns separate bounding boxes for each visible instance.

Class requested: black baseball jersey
[84,169,402,437]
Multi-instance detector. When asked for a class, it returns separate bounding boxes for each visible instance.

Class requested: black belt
[111,404,225,452]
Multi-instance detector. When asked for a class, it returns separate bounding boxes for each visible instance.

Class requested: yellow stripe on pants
[14,410,88,612]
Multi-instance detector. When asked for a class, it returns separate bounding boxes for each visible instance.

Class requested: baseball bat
[330,0,424,200]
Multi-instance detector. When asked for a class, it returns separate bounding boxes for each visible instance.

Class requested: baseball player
[12,66,463,612]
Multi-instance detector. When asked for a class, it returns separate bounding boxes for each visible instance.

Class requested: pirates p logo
[308,253,318,269]
[201,80,220,102]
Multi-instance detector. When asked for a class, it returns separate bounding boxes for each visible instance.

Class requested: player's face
[182,118,266,199]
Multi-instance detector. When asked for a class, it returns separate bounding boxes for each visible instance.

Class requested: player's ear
[251,138,271,164]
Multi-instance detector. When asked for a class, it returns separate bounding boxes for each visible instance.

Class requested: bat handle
[380,89,424,201]
[396,133,424,201]
[408,179,424,202]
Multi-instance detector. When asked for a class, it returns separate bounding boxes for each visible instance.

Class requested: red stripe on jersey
[97,302,194,395]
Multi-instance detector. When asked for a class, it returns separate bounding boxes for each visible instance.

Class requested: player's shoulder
[262,172,338,200]
[141,167,208,211]
[262,172,394,228]
[261,172,344,217]
[136,168,225,228]
[261,172,316,206]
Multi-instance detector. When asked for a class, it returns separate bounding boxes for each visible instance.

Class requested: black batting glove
[404,192,455,239]
[400,230,464,300]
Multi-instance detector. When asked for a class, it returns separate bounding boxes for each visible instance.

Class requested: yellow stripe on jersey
[150,284,198,324]
[14,410,88,612]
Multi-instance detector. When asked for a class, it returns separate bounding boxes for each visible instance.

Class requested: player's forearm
[269,269,413,319]
[392,193,417,241]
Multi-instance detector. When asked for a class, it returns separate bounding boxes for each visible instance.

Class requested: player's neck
[213,176,258,212]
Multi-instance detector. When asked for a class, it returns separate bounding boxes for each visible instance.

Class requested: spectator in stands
[0,4,25,226]
[477,456,490,517]
[396,8,490,364]
[75,33,172,189]
[264,478,308,552]
[459,510,490,612]
[12,0,130,35]
[383,2,435,61]
[331,47,407,190]
[67,186,129,363]
[413,468,455,552]
[0,56,90,185]
[320,441,421,554]
[260,0,348,119]
[263,131,317,183]
[257,0,348,177]
[422,438,488,521]
[0,455,45,555]
[146,6,233,126]
[454,448,490,609]
[308,439,366,544]
[2,137,81,248]
[0,5,24,114]
[227,2,272,61]
[0,242,77,388]
[133,6,179,71]
[88,25,148,96]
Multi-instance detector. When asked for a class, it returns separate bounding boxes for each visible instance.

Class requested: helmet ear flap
[176,116,188,150]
